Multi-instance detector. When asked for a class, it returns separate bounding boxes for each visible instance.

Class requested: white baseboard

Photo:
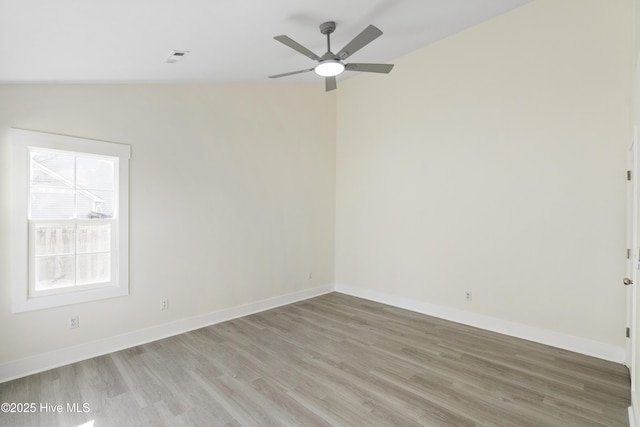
[631,390,640,427]
[335,284,626,364]
[0,284,333,383]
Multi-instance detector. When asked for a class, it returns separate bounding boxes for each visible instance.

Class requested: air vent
[164,50,190,64]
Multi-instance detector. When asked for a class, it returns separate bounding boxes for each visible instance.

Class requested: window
[10,128,130,312]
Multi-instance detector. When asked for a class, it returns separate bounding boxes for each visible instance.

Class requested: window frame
[10,128,130,312]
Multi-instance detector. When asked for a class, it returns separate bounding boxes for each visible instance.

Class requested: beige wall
[336,0,632,348]
[635,0,640,61]
[0,84,336,363]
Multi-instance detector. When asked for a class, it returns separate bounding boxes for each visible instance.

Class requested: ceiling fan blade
[325,76,337,92]
[336,25,383,60]
[274,35,321,61]
[345,63,394,74]
[268,68,314,79]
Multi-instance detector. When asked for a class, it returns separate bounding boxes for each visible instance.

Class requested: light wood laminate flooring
[0,293,631,426]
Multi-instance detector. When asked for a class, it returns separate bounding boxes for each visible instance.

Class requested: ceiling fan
[268,21,394,92]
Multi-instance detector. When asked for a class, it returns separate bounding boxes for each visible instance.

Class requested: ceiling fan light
[314,60,345,77]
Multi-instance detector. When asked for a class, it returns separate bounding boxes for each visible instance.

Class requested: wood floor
[0,292,631,426]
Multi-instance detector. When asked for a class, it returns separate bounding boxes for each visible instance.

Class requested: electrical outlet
[161,299,169,311]
[69,315,79,329]
[465,292,472,301]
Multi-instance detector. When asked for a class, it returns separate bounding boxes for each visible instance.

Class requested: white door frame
[629,125,639,426]
[627,130,637,369]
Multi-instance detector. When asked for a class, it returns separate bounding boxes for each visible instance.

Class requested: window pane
[76,190,114,219]
[77,223,111,254]
[77,253,110,285]
[30,188,75,219]
[76,157,114,190]
[31,152,75,188]
[34,225,75,255]
[35,255,75,290]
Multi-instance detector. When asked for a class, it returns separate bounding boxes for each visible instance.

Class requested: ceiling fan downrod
[319,21,336,54]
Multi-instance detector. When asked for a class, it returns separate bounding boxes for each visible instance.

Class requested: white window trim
[10,128,130,312]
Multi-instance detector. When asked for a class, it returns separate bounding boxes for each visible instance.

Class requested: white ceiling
[0,0,532,84]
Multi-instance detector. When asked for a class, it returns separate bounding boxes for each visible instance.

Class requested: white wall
[335,0,632,354]
[0,84,336,369]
